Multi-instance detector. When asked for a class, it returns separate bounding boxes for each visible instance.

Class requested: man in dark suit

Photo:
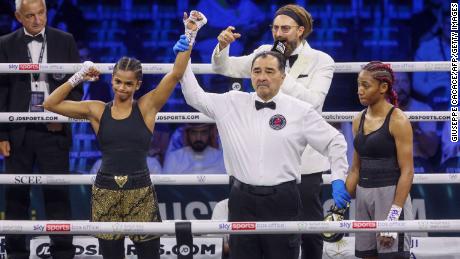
[0,0,82,258]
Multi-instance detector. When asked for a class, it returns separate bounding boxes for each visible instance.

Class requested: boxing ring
[0,61,458,258]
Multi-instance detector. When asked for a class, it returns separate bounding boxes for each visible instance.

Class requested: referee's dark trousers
[228,177,301,259]
[4,127,75,259]
[298,172,325,259]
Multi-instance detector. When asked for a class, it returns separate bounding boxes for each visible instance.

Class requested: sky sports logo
[19,64,40,70]
[46,224,70,232]
[352,221,377,229]
[33,224,45,232]
[8,64,40,70]
[231,223,256,230]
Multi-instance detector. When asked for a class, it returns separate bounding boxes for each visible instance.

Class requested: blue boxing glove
[331,179,351,209]
[173,34,190,55]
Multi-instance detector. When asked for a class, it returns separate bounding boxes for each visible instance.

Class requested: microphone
[271,40,286,55]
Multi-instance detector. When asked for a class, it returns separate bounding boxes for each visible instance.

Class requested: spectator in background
[413,11,450,111]
[393,72,439,173]
[163,123,225,174]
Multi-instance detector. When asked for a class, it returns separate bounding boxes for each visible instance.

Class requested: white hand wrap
[68,61,94,88]
[183,10,207,46]
[380,204,403,239]
[386,204,402,221]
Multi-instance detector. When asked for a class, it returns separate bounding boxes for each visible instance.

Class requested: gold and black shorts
[91,172,161,242]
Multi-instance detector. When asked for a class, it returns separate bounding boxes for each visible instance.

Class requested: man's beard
[191,141,207,152]
[283,40,298,57]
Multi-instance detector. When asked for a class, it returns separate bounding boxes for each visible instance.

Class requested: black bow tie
[288,54,298,67]
[24,34,44,43]
[255,100,276,110]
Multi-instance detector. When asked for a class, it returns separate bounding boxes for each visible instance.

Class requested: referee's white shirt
[180,64,348,186]
[211,41,335,175]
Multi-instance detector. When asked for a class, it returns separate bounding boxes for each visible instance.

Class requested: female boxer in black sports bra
[346,61,414,259]
[43,11,207,259]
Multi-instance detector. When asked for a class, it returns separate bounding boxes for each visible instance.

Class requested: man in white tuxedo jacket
[211,4,348,259]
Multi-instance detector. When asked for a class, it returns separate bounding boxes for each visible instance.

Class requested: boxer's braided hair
[362,61,399,107]
[113,57,143,81]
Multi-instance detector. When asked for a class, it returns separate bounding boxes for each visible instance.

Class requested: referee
[180,50,350,259]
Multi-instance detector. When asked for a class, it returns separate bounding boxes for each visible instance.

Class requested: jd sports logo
[37,243,100,257]
[178,245,191,256]
[36,243,51,258]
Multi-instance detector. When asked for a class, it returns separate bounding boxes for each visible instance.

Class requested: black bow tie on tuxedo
[255,100,276,110]
[24,34,44,43]
[288,54,298,67]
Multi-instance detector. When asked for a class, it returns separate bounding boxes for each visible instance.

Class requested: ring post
[175,221,194,259]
